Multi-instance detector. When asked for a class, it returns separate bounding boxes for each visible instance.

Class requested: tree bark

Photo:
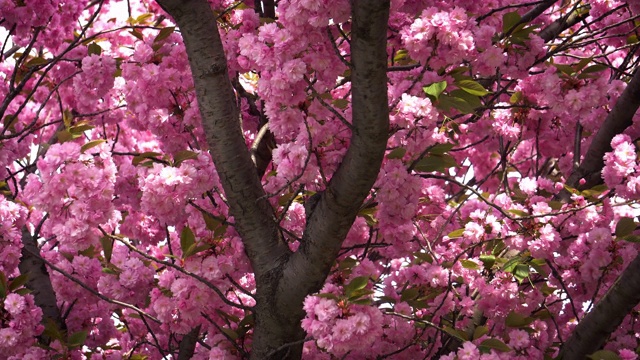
[558,254,640,359]
[19,226,66,343]
[565,68,640,190]
[559,41,640,360]
[156,1,390,359]
[177,325,200,360]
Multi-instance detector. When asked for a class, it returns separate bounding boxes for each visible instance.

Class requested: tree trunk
[156,0,390,358]
[558,254,640,359]
[19,226,65,343]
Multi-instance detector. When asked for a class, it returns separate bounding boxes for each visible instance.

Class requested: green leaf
[220,327,239,340]
[3,114,17,132]
[42,318,65,342]
[238,313,255,328]
[447,228,465,238]
[479,254,496,269]
[129,355,149,360]
[393,49,409,63]
[68,330,88,349]
[513,264,530,283]
[460,259,480,270]
[529,259,548,277]
[502,11,521,33]
[503,257,520,273]
[455,79,490,96]
[344,276,369,297]
[339,257,358,270]
[443,326,468,341]
[616,217,636,237]
[553,63,575,76]
[350,298,372,305]
[315,293,339,301]
[437,94,477,114]
[621,235,640,243]
[180,226,196,258]
[575,57,593,72]
[216,309,240,323]
[423,81,448,100]
[348,288,374,301]
[189,244,213,256]
[132,152,162,166]
[88,43,102,56]
[201,212,222,232]
[473,326,489,340]
[99,236,114,263]
[510,91,523,104]
[81,139,107,153]
[541,283,557,296]
[428,143,455,155]
[78,245,98,258]
[134,13,153,24]
[387,147,407,159]
[580,184,608,198]
[508,209,528,217]
[450,89,482,109]
[505,311,534,328]
[69,124,95,134]
[14,288,31,296]
[63,109,73,128]
[25,57,48,68]
[401,287,419,302]
[0,272,6,298]
[511,25,539,42]
[214,224,227,239]
[56,129,81,143]
[581,64,608,75]
[587,350,621,360]
[173,150,198,166]
[129,29,144,40]
[414,252,434,264]
[413,154,457,173]
[447,66,470,77]
[479,338,511,353]
[154,26,175,43]
[8,274,29,292]
[237,314,255,336]
[332,98,349,109]
[101,267,119,275]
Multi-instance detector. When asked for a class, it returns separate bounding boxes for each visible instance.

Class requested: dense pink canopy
[1,0,640,359]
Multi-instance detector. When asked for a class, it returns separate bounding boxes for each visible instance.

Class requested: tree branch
[155,0,290,278]
[558,254,640,359]
[565,68,640,191]
[19,226,66,343]
[539,5,590,42]
[177,325,201,360]
[283,0,390,309]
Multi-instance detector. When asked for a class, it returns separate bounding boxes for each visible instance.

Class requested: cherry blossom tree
[2,0,640,359]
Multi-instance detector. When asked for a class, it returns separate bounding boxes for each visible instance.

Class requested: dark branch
[558,254,640,359]
[156,0,290,279]
[566,68,640,191]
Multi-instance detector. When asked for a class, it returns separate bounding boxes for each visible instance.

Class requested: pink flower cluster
[0,293,43,356]
[603,134,640,198]
[301,290,383,357]
[24,142,117,252]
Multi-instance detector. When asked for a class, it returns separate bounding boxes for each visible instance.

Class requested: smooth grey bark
[156,1,390,359]
[558,255,640,359]
[19,226,66,343]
